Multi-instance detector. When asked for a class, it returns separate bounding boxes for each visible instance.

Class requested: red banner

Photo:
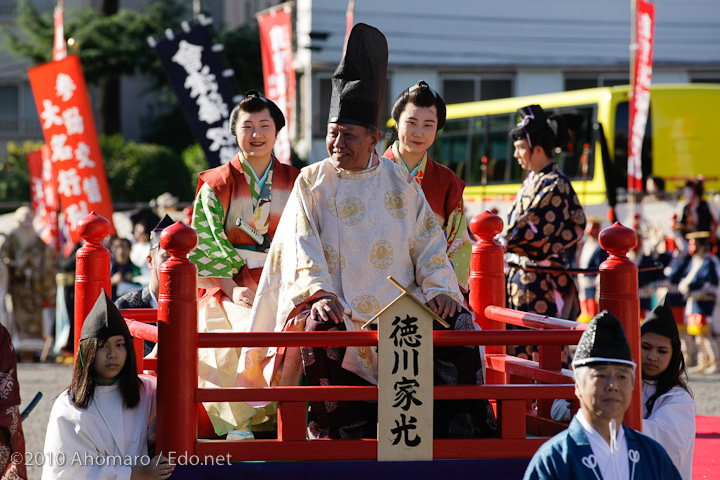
[28,146,60,251]
[257,5,296,165]
[28,55,116,243]
[628,0,655,193]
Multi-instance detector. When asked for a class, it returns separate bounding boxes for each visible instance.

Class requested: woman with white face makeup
[640,295,695,480]
[189,91,300,441]
[383,81,472,291]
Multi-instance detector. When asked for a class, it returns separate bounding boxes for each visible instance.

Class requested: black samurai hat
[573,310,636,369]
[150,214,175,250]
[81,291,131,341]
[328,23,388,130]
[641,294,679,340]
[511,104,554,149]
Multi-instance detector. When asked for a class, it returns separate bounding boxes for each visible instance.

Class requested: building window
[440,75,513,104]
[313,75,333,138]
[0,86,19,133]
[565,74,627,91]
[691,75,720,84]
[0,83,41,135]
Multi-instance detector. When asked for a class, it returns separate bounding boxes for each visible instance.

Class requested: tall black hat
[80,291,131,341]
[150,214,175,250]
[641,294,679,340]
[328,23,388,130]
[573,310,636,369]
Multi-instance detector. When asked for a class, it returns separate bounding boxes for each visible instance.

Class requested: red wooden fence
[73,210,640,461]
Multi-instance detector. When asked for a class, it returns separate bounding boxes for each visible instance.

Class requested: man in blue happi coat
[524,311,681,479]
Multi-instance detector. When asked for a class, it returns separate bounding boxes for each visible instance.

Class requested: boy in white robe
[42,292,173,480]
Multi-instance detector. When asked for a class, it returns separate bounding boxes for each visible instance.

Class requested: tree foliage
[101,135,194,203]
[0,141,43,205]
[0,0,186,86]
[219,21,264,94]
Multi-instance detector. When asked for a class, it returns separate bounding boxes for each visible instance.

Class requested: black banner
[152,23,238,168]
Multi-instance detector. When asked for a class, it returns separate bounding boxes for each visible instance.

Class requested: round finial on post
[599,222,636,260]
[76,212,111,245]
[468,211,506,346]
[160,221,198,258]
[470,210,504,243]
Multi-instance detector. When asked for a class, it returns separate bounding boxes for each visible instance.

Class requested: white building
[1,0,719,165]
[293,0,720,163]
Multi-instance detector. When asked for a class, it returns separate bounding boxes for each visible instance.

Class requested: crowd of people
[0,20,715,480]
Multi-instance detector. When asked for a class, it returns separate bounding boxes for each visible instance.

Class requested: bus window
[613,102,653,193]
[468,114,520,185]
[432,118,471,181]
[551,106,597,181]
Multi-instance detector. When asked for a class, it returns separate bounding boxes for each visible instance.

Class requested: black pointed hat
[573,310,636,369]
[81,291,131,341]
[150,214,175,250]
[641,294,679,340]
[328,23,388,130]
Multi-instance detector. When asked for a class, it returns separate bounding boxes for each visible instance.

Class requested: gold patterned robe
[238,155,463,387]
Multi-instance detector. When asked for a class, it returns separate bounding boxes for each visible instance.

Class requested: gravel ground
[15,361,720,480]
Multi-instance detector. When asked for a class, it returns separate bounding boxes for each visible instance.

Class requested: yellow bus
[385,84,720,229]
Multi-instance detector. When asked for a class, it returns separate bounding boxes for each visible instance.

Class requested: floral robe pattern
[505,162,586,317]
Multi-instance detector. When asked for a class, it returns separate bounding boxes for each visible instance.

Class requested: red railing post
[156,222,198,458]
[74,212,111,358]
[598,221,642,431]
[469,211,506,355]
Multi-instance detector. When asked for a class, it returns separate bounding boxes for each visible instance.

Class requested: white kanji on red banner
[29,55,116,242]
[628,0,655,194]
[27,147,60,251]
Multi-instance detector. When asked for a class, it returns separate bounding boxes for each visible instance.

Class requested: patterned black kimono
[505,162,586,318]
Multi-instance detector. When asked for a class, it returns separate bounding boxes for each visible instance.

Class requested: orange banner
[257,5,296,165]
[27,146,61,251]
[28,55,115,242]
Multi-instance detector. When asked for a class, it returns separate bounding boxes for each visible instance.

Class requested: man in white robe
[238,23,492,439]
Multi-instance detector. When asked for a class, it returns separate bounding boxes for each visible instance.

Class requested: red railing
[73,210,640,461]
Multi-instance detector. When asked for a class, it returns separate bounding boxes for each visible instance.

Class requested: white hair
[573,364,636,389]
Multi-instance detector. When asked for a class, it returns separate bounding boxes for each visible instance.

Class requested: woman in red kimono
[189,91,299,440]
[383,81,471,290]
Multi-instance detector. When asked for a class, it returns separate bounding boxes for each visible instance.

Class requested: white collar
[577,411,631,480]
[149,287,158,309]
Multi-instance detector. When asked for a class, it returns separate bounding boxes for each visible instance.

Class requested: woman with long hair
[42,292,172,479]
[641,294,695,480]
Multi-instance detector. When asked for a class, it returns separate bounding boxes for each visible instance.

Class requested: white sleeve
[551,399,572,422]
[641,389,695,479]
[41,395,132,480]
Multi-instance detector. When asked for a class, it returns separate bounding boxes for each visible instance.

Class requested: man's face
[111,239,131,264]
[575,364,633,426]
[148,247,171,294]
[326,123,381,171]
[513,138,533,171]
